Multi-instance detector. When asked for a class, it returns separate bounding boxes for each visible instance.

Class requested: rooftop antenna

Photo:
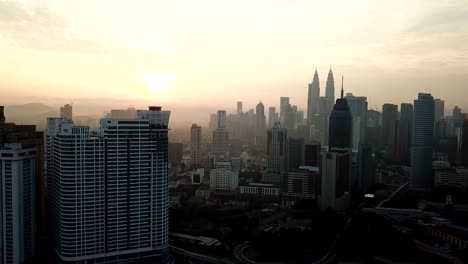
[341,76,344,99]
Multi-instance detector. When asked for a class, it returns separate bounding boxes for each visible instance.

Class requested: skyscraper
[255,101,266,132]
[59,104,72,120]
[264,122,288,184]
[47,106,171,263]
[191,124,202,168]
[321,150,351,210]
[237,101,243,114]
[307,69,320,125]
[382,104,398,146]
[328,77,352,150]
[345,93,368,149]
[213,110,229,157]
[400,103,414,123]
[0,106,5,124]
[387,120,410,163]
[357,144,375,193]
[288,137,305,172]
[325,68,335,114]
[280,97,290,124]
[268,107,276,128]
[411,93,435,189]
[435,99,445,121]
[1,144,37,264]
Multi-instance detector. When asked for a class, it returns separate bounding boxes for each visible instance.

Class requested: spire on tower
[341,75,344,99]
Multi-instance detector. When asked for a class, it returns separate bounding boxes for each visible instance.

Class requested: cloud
[0,0,100,52]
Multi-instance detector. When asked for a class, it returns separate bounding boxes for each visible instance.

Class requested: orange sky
[1,0,468,113]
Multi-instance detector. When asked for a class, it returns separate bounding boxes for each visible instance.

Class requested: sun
[139,72,175,92]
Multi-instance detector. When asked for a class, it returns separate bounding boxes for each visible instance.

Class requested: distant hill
[4,103,58,130]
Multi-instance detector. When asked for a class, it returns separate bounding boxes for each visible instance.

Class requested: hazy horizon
[1,0,468,124]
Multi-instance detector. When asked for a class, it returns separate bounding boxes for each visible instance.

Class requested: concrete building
[356,144,375,193]
[109,108,136,119]
[387,120,410,163]
[1,144,37,264]
[59,104,72,120]
[191,168,204,185]
[213,111,229,158]
[209,168,239,191]
[285,166,321,201]
[268,107,277,128]
[288,137,305,172]
[46,106,171,263]
[239,183,280,200]
[411,93,435,189]
[237,101,243,114]
[280,97,289,124]
[190,124,202,168]
[255,101,266,133]
[434,168,468,189]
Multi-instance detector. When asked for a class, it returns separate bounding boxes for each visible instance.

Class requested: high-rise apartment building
[411,93,435,189]
[190,124,202,168]
[59,104,72,120]
[46,106,171,263]
[1,143,37,264]
[307,70,320,126]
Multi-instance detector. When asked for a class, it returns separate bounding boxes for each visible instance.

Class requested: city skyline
[1,0,468,111]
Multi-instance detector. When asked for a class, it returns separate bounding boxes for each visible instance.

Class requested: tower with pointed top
[325,68,335,114]
[328,76,353,150]
[307,69,320,126]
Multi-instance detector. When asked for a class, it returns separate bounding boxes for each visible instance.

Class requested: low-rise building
[434,168,468,188]
[239,183,280,200]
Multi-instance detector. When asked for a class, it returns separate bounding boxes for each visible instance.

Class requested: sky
[1,0,468,116]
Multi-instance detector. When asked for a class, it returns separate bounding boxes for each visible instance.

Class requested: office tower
[321,150,351,210]
[453,106,462,119]
[213,110,229,157]
[461,117,468,165]
[288,137,305,172]
[168,142,183,167]
[283,104,296,132]
[209,113,217,133]
[237,101,243,114]
[345,93,368,149]
[329,78,352,150]
[387,120,410,163]
[435,99,445,121]
[59,104,72,120]
[190,124,202,168]
[325,68,335,114]
[46,106,171,263]
[411,93,435,189]
[255,101,266,132]
[110,107,136,119]
[357,144,375,193]
[280,97,290,123]
[304,144,321,167]
[382,103,398,147]
[0,106,5,124]
[268,107,276,128]
[264,122,288,184]
[0,144,37,264]
[435,137,458,164]
[307,69,320,125]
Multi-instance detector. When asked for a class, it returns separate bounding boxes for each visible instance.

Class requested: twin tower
[307,68,336,125]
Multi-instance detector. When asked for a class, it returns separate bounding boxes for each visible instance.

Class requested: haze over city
[2,0,468,124]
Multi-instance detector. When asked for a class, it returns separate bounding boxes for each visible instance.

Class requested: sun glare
[138,72,175,92]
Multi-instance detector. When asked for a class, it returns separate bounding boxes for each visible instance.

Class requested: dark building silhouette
[462,117,468,166]
[169,142,183,167]
[357,144,375,193]
[288,137,305,172]
[382,103,398,146]
[387,120,410,163]
[435,136,458,165]
[307,69,320,126]
[0,106,5,124]
[328,77,352,150]
[304,143,321,167]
